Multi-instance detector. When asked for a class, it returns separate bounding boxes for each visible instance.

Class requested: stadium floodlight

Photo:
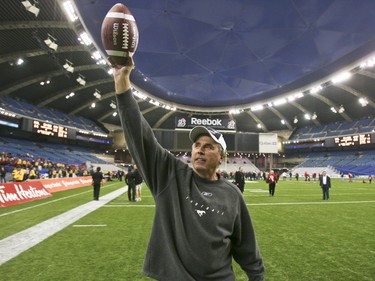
[63,60,74,73]
[338,105,345,113]
[16,58,24,65]
[22,0,40,17]
[62,1,78,22]
[76,74,86,86]
[110,101,117,109]
[93,89,101,99]
[44,34,58,51]
[359,98,369,107]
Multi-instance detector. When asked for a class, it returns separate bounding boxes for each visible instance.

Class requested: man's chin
[193,163,206,172]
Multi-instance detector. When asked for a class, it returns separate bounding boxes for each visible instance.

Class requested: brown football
[101,3,139,66]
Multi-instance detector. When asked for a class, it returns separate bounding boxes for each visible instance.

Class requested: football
[101,3,139,66]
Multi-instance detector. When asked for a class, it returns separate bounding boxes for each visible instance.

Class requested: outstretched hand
[112,57,134,94]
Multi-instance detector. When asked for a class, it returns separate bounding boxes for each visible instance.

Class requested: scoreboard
[32,120,68,138]
[20,118,112,144]
[333,134,371,147]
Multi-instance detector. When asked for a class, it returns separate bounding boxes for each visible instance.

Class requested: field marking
[246,200,375,206]
[105,200,375,208]
[104,204,155,207]
[0,187,126,266]
[72,224,107,227]
[0,183,119,217]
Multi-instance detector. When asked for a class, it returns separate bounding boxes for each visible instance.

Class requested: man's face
[191,135,222,178]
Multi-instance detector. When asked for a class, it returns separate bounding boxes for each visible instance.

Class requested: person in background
[29,168,36,179]
[133,165,143,201]
[0,166,6,183]
[12,166,25,182]
[91,166,104,201]
[368,175,372,184]
[112,58,264,281]
[234,166,245,193]
[319,171,331,200]
[268,170,277,196]
[348,173,353,183]
[125,166,136,202]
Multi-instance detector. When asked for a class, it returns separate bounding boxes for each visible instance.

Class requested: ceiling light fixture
[62,1,78,22]
[93,89,101,99]
[16,58,24,65]
[63,59,74,73]
[331,71,352,84]
[21,0,40,17]
[110,101,117,109]
[44,34,58,51]
[78,31,93,46]
[310,85,323,94]
[359,98,369,107]
[331,107,338,113]
[274,98,287,106]
[250,105,264,112]
[76,74,86,86]
[65,92,75,99]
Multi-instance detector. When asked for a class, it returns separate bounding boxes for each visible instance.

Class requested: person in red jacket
[268,170,277,196]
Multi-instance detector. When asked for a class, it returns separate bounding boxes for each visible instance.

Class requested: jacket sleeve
[231,199,265,281]
[116,90,178,196]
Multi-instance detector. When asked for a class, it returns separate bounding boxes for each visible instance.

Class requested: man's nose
[197,147,205,154]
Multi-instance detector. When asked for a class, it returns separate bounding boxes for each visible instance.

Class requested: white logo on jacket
[186,196,225,216]
[195,209,206,217]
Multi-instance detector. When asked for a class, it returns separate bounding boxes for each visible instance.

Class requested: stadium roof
[1,0,374,134]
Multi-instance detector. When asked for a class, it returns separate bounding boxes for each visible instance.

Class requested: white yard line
[72,224,107,227]
[0,187,126,266]
[104,200,375,207]
[246,200,375,206]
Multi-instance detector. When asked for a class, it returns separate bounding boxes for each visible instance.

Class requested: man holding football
[112,57,265,281]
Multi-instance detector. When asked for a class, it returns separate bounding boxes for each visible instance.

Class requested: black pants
[236,183,244,193]
[269,183,276,196]
[322,185,330,200]
[128,184,136,201]
[93,183,101,200]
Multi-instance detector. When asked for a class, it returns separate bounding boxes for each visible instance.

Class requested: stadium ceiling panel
[0,0,374,134]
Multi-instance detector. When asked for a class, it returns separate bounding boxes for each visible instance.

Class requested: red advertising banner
[0,181,52,208]
[0,176,94,208]
[39,176,93,193]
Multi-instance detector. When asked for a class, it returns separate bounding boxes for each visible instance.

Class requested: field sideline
[0,178,374,280]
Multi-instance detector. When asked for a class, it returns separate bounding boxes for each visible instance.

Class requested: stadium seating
[0,136,107,166]
[290,117,375,141]
[0,96,106,134]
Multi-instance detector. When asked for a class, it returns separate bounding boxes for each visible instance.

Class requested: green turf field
[0,178,374,280]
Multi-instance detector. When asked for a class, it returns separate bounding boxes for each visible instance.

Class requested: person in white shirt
[319,171,331,200]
